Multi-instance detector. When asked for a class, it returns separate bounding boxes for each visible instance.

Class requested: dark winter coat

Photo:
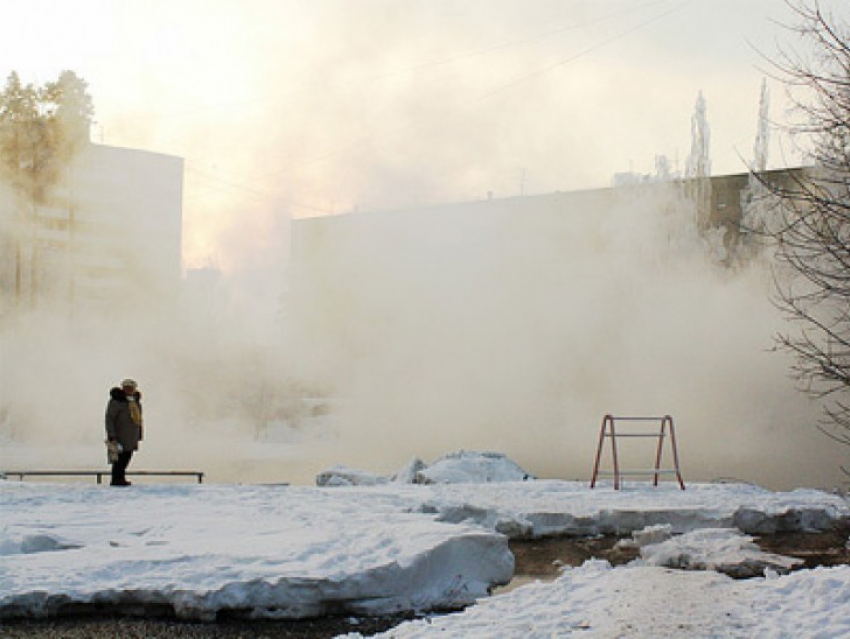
[105,388,143,451]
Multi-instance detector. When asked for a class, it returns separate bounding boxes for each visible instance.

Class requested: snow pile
[632,527,803,578]
[315,465,388,487]
[317,451,533,486]
[0,483,512,621]
[414,451,533,484]
[362,561,850,638]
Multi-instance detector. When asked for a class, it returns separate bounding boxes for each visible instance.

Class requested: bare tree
[764,2,850,459]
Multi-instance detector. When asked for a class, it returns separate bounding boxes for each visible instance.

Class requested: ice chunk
[415,451,533,484]
[635,528,803,578]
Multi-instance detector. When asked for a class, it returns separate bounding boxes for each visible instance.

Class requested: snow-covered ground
[0,482,512,621]
[2,469,849,635]
[363,560,850,638]
[366,478,848,537]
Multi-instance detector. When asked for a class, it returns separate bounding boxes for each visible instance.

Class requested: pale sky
[2,0,847,268]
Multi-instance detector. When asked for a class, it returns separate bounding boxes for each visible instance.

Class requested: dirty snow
[631,526,803,577]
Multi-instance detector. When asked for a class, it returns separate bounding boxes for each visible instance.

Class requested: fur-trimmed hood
[110,387,142,402]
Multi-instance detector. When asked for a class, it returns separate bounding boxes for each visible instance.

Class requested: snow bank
[384,480,850,538]
[315,465,388,487]
[362,561,850,638]
[414,451,533,484]
[0,483,512,621]
[316,450,533,486]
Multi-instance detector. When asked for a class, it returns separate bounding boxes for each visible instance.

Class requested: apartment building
[0,142,183,318]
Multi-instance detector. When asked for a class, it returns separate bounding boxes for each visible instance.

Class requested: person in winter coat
[105,378,143,486]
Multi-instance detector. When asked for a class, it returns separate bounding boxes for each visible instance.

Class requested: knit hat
[121,378,138,389]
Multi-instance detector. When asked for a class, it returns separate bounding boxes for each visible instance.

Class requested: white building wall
[0,142,183,316]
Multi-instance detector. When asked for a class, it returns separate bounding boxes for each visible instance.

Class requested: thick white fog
[1,176,847,490]
[282,185,846,490]
[1,0,848,490]
[0,197,845,490]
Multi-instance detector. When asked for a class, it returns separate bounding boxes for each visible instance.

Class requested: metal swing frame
[589,414,685,490]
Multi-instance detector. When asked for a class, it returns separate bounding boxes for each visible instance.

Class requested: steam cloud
[1,180,846,490]
[2,1,848,489]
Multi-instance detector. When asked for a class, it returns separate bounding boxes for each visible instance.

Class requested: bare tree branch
[759,1,850,454]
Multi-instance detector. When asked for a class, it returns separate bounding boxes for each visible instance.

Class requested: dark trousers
[111,450,133,485]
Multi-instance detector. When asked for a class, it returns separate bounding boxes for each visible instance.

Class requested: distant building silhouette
[287,168,808,360]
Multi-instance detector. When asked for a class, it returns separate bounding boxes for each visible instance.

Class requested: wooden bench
[1,470,205,484]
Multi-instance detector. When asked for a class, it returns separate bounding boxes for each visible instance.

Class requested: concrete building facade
[0,142,183,319]
[286,168,807,369]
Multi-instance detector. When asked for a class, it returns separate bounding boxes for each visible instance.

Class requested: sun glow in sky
[2,0,847,268]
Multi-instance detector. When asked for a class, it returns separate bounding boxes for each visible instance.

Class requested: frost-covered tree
[0,70,93,197]
[0,73,41,191]
[753,79,771,174]
[763,1,850,461]
[42,70,94,159]
[685,91,712,228]
[654,154,672,180]
[740,80,776,245]
[686,91,712,179]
